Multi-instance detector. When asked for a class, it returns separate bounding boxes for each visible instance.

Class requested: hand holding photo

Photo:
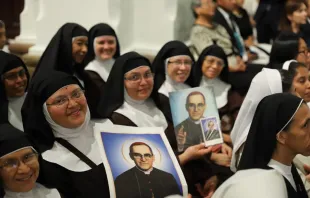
[200,116,223,147]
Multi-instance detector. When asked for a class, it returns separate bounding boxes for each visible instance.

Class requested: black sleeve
[84,70,106,89]
[158,93,173,123]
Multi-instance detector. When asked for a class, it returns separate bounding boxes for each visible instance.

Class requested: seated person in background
[0,123,61,198]
[268,32,308,69]
[0,51,29,131]
[232,0,254,48]
[191,0,263,96]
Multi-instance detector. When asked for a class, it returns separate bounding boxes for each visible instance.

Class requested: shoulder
[153,168,174,178]
[115,168,135,181]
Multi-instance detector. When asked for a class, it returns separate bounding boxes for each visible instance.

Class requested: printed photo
[200,116,223,146]
[95,125,188,198]
[169,87,222,151]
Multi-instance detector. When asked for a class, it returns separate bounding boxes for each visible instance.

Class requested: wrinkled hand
[179,143,213,165]
[304,164,310,182]
[211,153,231,167]
[221,143,232,158]
[196,176,219,198]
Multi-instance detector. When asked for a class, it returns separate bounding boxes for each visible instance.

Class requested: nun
[84,23,120,89]
[192,45,238,142]
[98,51,222,197]
[238,93,309,198]
[22,71,112,197]
[0,51,29,131]
[31,23,101,118]
[230,68,283,172]
[152,40,195,123]
[0,123,61,198]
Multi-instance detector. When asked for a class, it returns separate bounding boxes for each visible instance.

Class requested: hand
[304,164,310,182]
[222,133,232,145]
[187,194,192,198]
[247,51,258,62]
[196,176,219,198]
[177,125,187,145]
[221,143,232,158]
[210,153,231,167]
[179,143,212,165]
[229,56,246,72]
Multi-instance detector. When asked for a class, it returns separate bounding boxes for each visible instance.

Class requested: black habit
[22,71,110,198]
[115,167,181,198]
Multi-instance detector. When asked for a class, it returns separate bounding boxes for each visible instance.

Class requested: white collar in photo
[85,57,115,82]
[8,94,26,131]
[200,77,231,109]
[115,91,168,129]
[4,183,61,198]
[42,104,113,171]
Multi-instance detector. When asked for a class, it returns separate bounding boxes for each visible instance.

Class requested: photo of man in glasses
[114,142,181,198]
[175,91,207,151]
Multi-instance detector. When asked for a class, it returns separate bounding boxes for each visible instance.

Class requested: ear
[287,15,293,22]
[276,131,288,145]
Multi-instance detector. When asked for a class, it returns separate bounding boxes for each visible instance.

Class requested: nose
[139,77,148,85]
[81,44,87,53]
[15,75,24,83]
[141,156,147,161]
[17,162,31,174]
[103,43,110,49]
[67,98,79,108]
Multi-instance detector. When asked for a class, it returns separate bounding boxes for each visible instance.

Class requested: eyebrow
[53,88,81,99]
[4,68,24,75]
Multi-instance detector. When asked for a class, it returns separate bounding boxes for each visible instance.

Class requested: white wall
[24,0,193,56]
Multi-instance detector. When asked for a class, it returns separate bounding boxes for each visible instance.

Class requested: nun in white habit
[0,51,29,131]
[22,71,112,197]
[151,41,195,122]
[84,23,120,89]
[230,68,283,172]
[212,169,288,198]
[0,123,61,198]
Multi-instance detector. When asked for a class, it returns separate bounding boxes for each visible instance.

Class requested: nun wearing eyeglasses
[0,123,61,198]
[84,23,120,90]
[98,51,222,197]
[152,41,196,123]
[0,51,29,131]
[30,23,102,118]
[238,93,309,198]
[22,70,112,197]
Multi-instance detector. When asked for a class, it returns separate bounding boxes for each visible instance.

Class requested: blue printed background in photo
[100,132,183,193]
[169,87,220,127]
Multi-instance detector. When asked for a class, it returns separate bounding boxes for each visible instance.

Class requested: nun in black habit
[98,51,220,197]
[0,123,61,198]
[30,23,101,118]
[238,93,309,198]
[152,40,195,123]
[0,51,29,131]
[84,23,120,89]
[21,70,112,198]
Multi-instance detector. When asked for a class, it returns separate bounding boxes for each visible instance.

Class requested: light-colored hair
[0,20,5,28]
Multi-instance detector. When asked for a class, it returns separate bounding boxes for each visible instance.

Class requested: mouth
[68,108,81,117]
[138,88,150,94]
[16,173,33,182]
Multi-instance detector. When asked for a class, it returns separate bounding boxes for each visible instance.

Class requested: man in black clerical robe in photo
[175,91,206,150]
[204,120,220,141]
[114,142,181,198]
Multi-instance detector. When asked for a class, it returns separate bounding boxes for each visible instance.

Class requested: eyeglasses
[299,50,309,56]
[0,152,38,172]
[124,71,154,83]
[46,89,85,107]
[204,58,225,67]
[188,103,205,110]
[168,60,193,67]
[131,153,153,160]
[2,69,26,81]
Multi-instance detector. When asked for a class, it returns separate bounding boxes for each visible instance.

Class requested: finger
[195,184,204,196]
[184,132,187,137]
[304,164,310,173]
[306,175,310,182]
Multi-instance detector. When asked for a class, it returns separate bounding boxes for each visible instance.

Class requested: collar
[4,183,61,198]
[218,7,231,21]
[137,166,154,175]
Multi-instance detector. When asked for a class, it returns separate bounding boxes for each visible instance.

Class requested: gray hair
[0,20,5,28]
[191,0,202,18]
